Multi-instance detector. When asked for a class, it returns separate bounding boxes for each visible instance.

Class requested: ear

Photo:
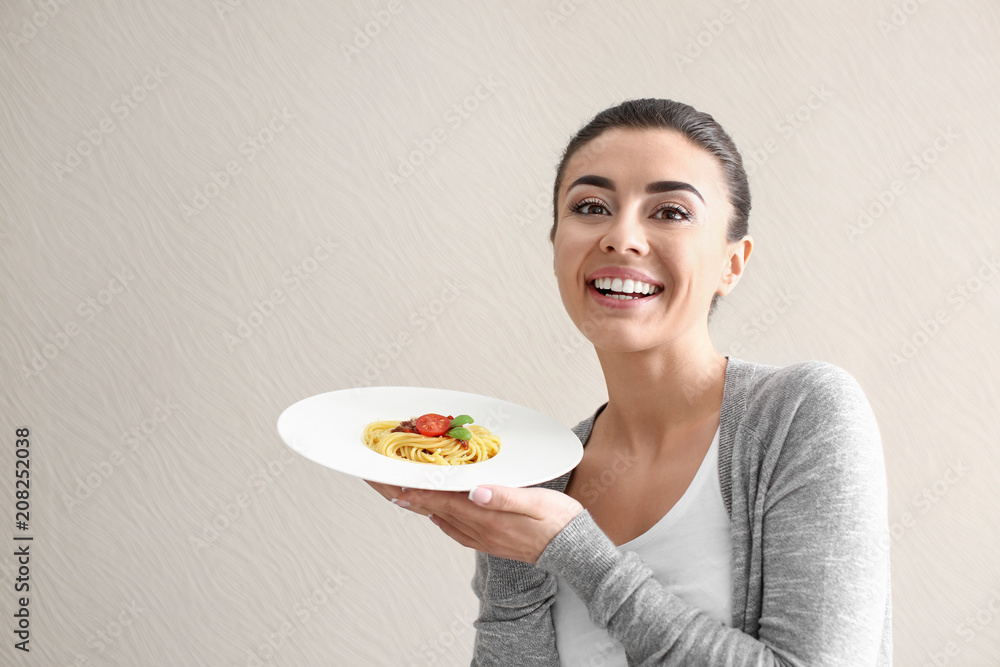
[717,235,753,297]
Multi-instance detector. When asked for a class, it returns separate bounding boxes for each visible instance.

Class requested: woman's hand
[392,485,584,564]
[364,480,433,513]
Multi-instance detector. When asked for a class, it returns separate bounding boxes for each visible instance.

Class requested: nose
[599,207,648,256]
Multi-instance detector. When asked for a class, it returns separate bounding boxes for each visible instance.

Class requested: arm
[469,474,572,666]
[536,365,891,665]
[469,551,560,666]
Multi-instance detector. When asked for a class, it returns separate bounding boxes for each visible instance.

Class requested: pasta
[362,415,500,465]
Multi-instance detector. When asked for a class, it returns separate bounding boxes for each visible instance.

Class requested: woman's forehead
[563,128,727,200]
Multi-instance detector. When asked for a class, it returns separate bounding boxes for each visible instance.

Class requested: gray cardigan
[470,356,892,665]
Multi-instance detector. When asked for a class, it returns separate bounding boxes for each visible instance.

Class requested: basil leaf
[449,414,474,428]
[447,426,472,441]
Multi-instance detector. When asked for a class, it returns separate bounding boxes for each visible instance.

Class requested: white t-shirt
[553,425,732,666]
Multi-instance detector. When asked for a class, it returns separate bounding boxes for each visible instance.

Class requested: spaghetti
[362,414,500,465]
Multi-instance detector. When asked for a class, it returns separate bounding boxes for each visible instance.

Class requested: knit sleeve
[468,551,560,666]
[468,472,575,666]
[535,363,891,666]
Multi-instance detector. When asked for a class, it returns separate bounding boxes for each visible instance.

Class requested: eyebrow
[567,175,705,204]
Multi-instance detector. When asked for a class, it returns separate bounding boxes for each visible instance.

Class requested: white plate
[276,386,584,491]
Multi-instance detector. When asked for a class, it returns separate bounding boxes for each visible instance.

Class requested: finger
[432,510,539,563]
[399,488,537,534]
[395,488,467,516]
[364,479,400,499]
[363,480,410,506]
[430,509,487,547]
[466,485,552,519]
[374,485,440,516]
[468,485,585,539]
[429,513,482,550]
[398,503,434,517]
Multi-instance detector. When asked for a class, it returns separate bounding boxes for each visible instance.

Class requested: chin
[584,330,663,355]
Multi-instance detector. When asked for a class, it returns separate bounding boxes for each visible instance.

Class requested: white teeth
[592,276,661,296]
[641,281,659,294]
[608,294,638,300]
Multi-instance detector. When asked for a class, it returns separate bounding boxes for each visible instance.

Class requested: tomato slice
[414,413,452,437]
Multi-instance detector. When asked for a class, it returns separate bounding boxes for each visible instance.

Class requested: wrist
[480,552,553,599]
[535,510,624,603]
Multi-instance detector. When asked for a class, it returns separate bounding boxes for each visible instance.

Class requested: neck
[594,328,727,454]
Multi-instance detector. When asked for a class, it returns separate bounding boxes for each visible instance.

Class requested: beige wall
[2,0,998,664]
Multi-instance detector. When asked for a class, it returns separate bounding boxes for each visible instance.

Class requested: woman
[368,98,892,665]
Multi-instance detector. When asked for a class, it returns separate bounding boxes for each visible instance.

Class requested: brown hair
[550,98,751,315]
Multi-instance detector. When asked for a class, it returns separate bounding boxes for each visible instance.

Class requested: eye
[652,203,692,221]
[569,197,611,216]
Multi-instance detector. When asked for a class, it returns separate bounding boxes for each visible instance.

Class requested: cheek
[552,237,592,309]
[660,239,718,285]
[552,254,576,296]
[552,234,581,280]
[654,243,698,281]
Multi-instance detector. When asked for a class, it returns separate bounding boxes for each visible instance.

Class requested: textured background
[2,0,999,664]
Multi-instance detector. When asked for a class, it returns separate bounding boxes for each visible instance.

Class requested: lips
[580,268,665,310]
[585,267,663,300]
[590,276,661,297]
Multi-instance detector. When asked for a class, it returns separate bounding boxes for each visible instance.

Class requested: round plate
[276,386,584,491]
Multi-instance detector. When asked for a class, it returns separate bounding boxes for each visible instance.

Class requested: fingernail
[391,498,411,508]
[469,487,492,504]
[429,514,440,525]
[400,487,409,493]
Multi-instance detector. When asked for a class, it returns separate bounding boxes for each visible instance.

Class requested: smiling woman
[367,98,892,665]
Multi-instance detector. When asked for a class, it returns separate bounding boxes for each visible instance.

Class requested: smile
[589,277,662,299]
